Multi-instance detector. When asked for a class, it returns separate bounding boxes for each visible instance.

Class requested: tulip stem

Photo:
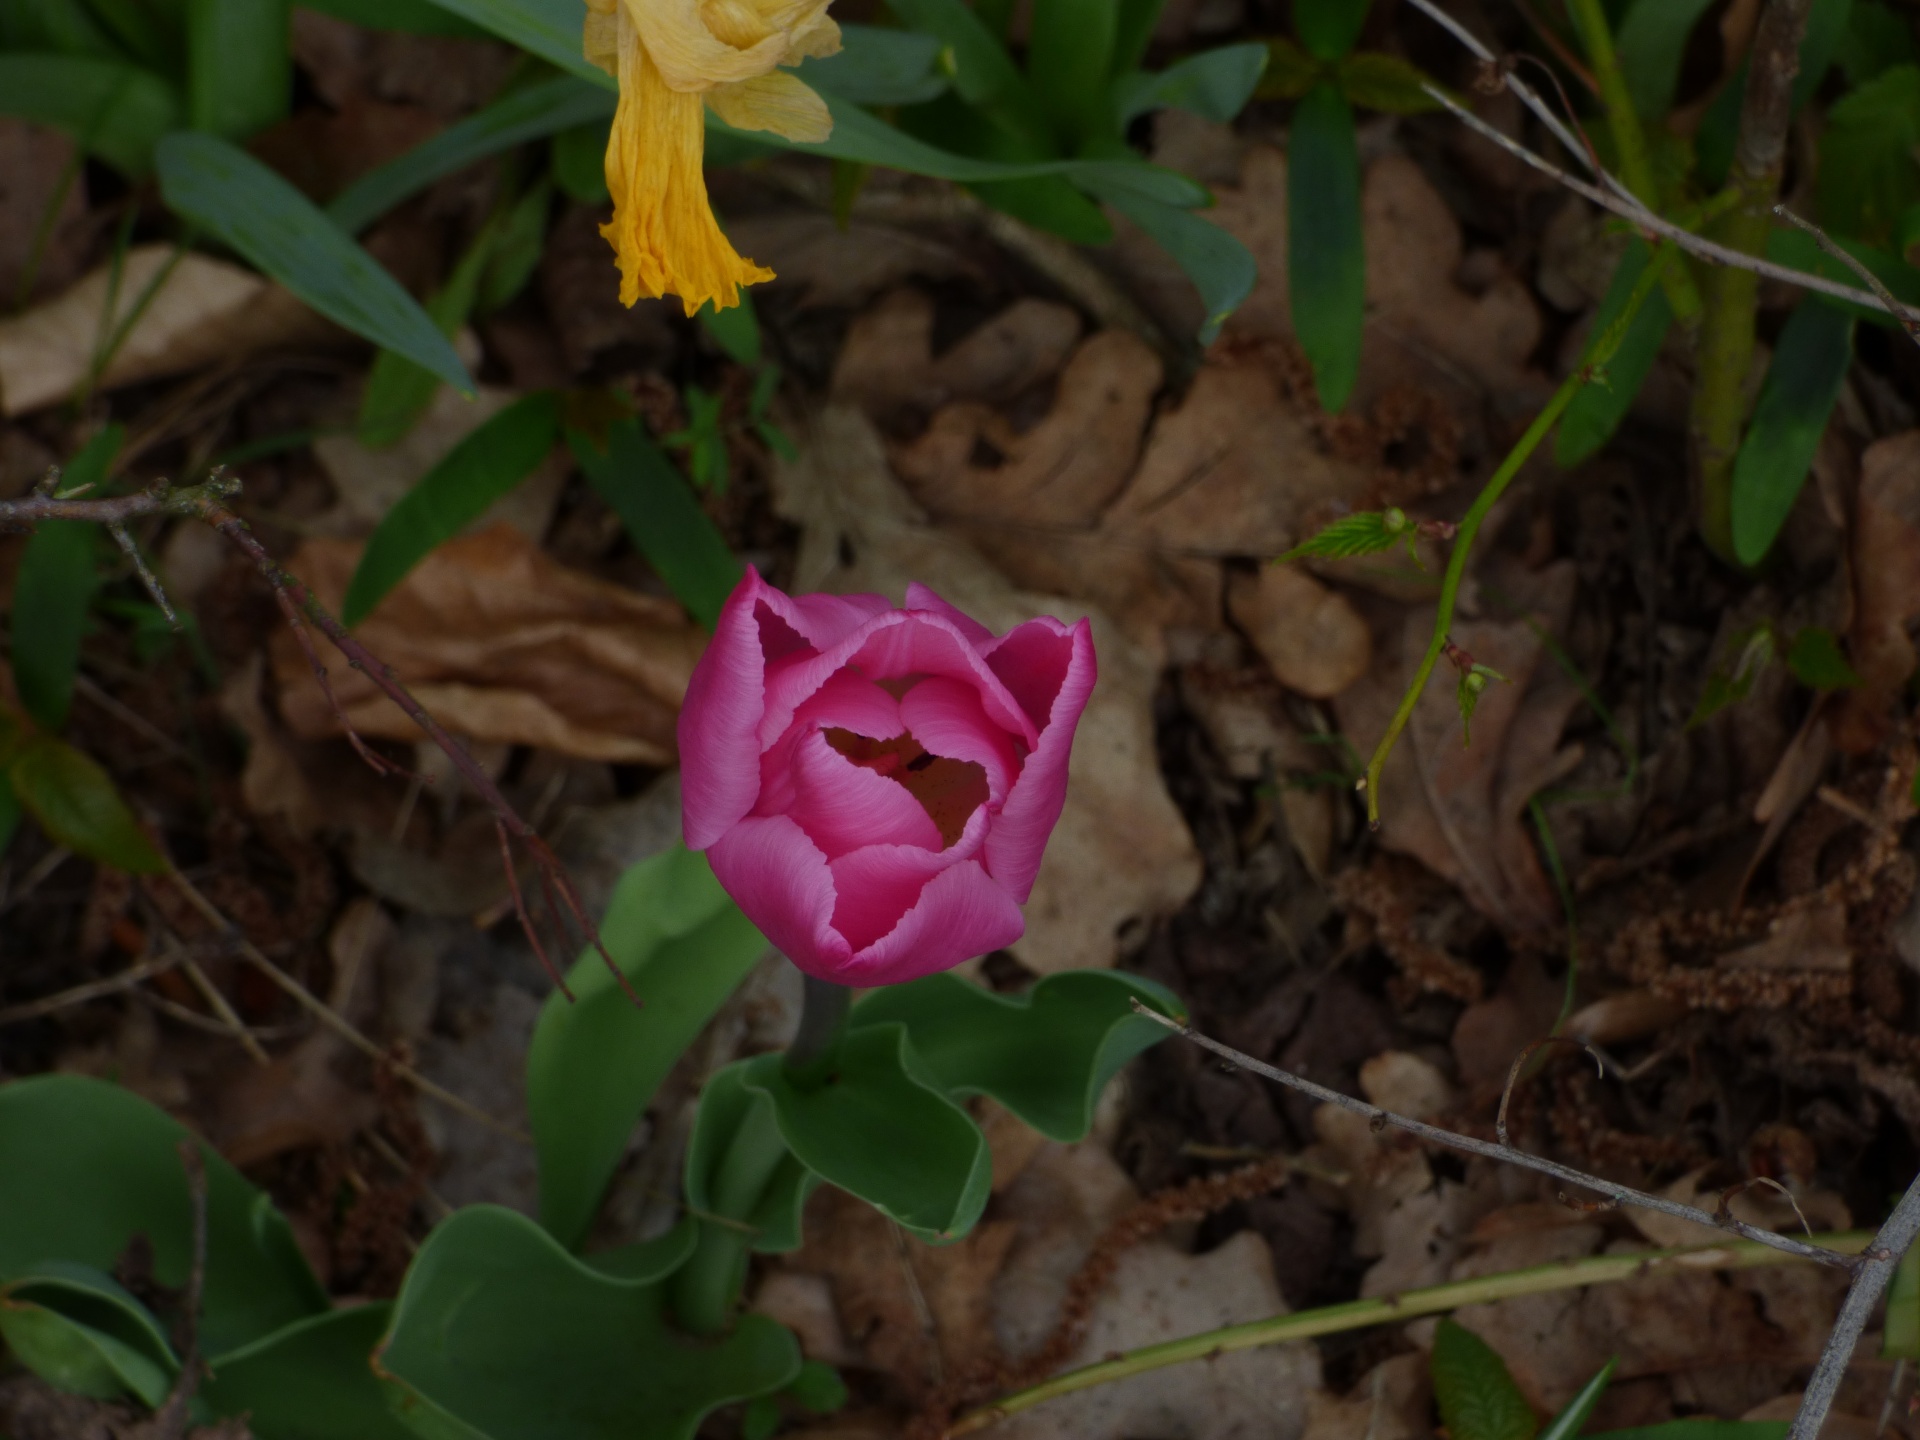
[785,973,852,1084]
[672,1091,788,1337]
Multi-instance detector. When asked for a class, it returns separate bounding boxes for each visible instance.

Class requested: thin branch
[1774,204,1920,346]
[1788,1171,1920,1440]
[174,947,270,1067]
[1420,82,1920,328]
[0,953,180,1026]
[945,1229,1871,1436]
[164,866,530,1143]
[1128,1002,1853,1270]
[107,522,179,631]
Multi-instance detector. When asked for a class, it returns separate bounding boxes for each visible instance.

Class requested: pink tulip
[679,571,1096,986]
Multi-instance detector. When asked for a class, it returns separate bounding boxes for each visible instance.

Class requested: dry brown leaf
[1334,565,1584,934]
[1835,430,1920,752]
[1719,901,1851,972]
[1301,1355,1428,1440]
[271,524,703,764]
[1562,990,1687,1047]
[1179,663,1335,875]
[0,246,328,416]
[773,405,1201,973]
[1228,565,1371,699]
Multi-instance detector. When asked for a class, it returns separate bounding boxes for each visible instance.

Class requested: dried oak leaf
[0,246,328,416]
[1333,563,1584,934]
[271,523,702,764]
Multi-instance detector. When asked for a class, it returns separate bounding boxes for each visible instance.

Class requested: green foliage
[1288,82,1364,410]
[377,1206,801,1440]
[10,425,119,732]
[1539,1361,1617,1440]
[697,291,762,366]
[797,25,946,106]
[1431,1318,1538,1440]
[1836,0,1917,83]
[1818,63,1920,246]
[0,53,182,175]
[1333,51,1447,113]
[198,1305,414,1440]
[1615,0,1717,119]
[1730,302,1856,566]
[527,845,771,1249]
[1294,0,1370,62]
[1695,0,1851,190]
[1884,1238,1920,1359]
[567,418,743,630]
[1689,624,1777,727]
[1278,508,1414,564]
[6,733,166,871]
[1115,42,1269,126]
[1785,626,1862,690]
[186,0,288,140]
[1455,661,1507,746]
[156,133,473,394]
[0,1265,177,1406]
[1556,241,1674,468]
[344,392,563,627]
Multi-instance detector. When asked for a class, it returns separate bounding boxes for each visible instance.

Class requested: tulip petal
[788,730,942,858]
[842,858,1026,986]
[985,617,1075,732]
[983,618,1095,902]
[904,582,993,645]
[706,71,831,143]
[899,676,1019,802]
[756,670,904,817]
[780,590,892,649]
[680,570,778,850]
[707,814,849,974]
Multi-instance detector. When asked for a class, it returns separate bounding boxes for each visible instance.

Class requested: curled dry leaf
[0,245,328,416]
[271,523,703,764]
[1333,563,1584,934]
[1228,565,1371,699]
[773,404,1201,973]
[1835,430,1920,753]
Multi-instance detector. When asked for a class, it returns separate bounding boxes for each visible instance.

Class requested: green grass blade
[1287,82,1364,410]
[0,53,182,176]
[186,0,288,140]
[1555,239,1673,467]
[1730,301,1855,565]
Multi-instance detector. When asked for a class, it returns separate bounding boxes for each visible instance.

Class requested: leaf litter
[6,4,1920,1436]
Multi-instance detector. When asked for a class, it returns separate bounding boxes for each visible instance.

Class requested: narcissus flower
[679,572,1097,986]
[582,0,839,314]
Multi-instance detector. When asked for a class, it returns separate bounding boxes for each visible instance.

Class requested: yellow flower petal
[583,5,619,75]
[624,0,787,90]
[599,6,772,315]
[781,10,840,64]
[706,70,831,143]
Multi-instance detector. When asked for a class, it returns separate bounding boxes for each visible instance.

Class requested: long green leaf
[299,0,491,36]
[1029,0,1118,147]
[414,0,602,83]
[568,420,742,631]
[186,0,289,140]
[1538,1360,1616,1440]
[1555,239,1673,467]
[1084,184,1256,344]
[10,520,98,732]
[1287,82,1365,410]
[527,846,769,1249]
[326,73,615,234]
[885,0,1051,145]
[356,215,499,445]
[0,53,182,176]
[157,132,474,394]
[9,735,165,872]
[1295,0,1371,61]
[378,1205,799,1440]
[0,1285,174,1407]
[1114,42,1270,126]
[344,392,561,627]
[1616,0,1716,118]
[1730,301,1855,565]
[797,24,946,106]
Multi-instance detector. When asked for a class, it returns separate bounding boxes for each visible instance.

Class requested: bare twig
[0,953,180,1026]
[164,867,529,1143]
[1418,83,1920,328]
[1129,1001,1853,1270]
[1789,1170,1920,1440]
[107,522,179,631]
[174,948,270,1067]
[1774,205,1920,346]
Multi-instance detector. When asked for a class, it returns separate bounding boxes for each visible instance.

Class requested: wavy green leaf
[849,971,1182,1141]
[157,132,473,395]
[685,1064,817,1255]
[0,1075,327,1356]
[377,1206,800,1440]
[0,1263,178,1406]
[529,846,770,1248]
[202,1303,415,1440]
[344,393,560,628]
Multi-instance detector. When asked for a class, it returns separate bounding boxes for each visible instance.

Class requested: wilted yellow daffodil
[584,0,839,314]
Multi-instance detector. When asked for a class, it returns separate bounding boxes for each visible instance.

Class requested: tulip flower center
[824,727,988,849]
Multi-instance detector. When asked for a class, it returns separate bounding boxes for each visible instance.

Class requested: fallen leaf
[773,404,1202,973]
[1718,901,1851,972]
[271,524,704,764]
[1835,430,1920,753]
[0,246,329,416]
[1333,563,1584,934]
[1301,1354,1428,1440]
[1229,565,1371,699]
[1178,662,1336,876]
[727,217,974,314]
[1562,990,1687,1047]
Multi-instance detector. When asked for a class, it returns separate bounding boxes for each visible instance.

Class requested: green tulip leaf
[376,1206,800,1440]
[186,0,290,141]
[529,845,770,1249]
[849,970,1183,1142]
[685,1066,818,1256]
[201,1303,415,1440]
[0,1075,327,1357]
[0,1263,178,1406]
